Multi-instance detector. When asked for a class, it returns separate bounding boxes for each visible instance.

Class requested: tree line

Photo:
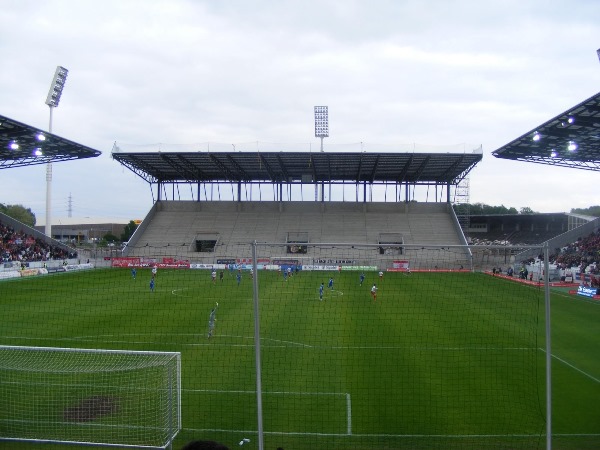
[454,203,600,217]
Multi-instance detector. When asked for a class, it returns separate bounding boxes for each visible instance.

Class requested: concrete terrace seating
[128,201,464,264]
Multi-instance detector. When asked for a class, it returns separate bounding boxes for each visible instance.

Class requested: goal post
[0,345,181,449]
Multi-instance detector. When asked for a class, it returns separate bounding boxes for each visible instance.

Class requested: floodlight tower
[314,106,329,151]
[44,66,69,238]
[314,106,329,201]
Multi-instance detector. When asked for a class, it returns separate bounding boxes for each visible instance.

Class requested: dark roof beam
[439,156,464,182]
[395,154,413,183]
[208,153,239,182]
[114,155,158,183]
[412,156,431,182]
[275,154,290,180]
[368,155,381,182]
[226,154,252,181]
[254,153,279,182]
[174,154,207,181]
[309,154,318,182]
[354,153,364,180]
[157,154,195,180]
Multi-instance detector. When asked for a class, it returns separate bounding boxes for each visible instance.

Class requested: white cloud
[1,0,600,224]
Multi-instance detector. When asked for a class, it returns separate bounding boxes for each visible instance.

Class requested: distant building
[34,218,130,244]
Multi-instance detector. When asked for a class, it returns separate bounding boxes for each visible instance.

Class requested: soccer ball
[215,302,219,307]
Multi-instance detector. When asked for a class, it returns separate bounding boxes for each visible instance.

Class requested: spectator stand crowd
[1,222,76,265]
[516,230,600,284]
[550,230,600,276]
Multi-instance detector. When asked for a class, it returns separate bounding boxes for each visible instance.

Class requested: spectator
[0,221,76,263]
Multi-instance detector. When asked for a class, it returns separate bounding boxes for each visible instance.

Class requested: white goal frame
[0,345,181,449]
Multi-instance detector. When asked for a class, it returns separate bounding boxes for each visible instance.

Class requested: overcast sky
[1,0,599,224]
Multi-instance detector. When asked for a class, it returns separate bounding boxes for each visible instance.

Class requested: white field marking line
[0,334,310,349]
[0,418,166,431]
[184,428,600,439]
[185,388,346,396]
[171,288,189,296]
[0,334,539,352]
[539,348,600,383]
[552,289,600,306]
[346,392,352,435]
[58,333,312,348]
[326,289,344,297]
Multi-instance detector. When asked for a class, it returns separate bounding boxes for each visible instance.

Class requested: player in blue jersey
[319,282,324,301]
[328,277,334,290]
[150,277,155,292]
[236,272,242,285]
[359,272,365,286]
[131,268,137,279]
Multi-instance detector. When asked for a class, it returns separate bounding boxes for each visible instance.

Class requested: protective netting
[0,242,554,449]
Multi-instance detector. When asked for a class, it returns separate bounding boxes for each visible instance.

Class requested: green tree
[103,233,119,243]
[454,203,518,215]
[571,205,600,217]
[120,220,139,242]
[519,207,535,214]
[0,203,36,226]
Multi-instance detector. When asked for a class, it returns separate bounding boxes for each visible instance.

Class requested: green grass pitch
[0,268,598,449]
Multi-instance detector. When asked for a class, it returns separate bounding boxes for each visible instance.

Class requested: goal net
[0,346,180,448]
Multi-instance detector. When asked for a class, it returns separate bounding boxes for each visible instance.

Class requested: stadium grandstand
[112,149,482,269]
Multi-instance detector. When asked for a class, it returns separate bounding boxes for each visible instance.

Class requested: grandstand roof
[111,150,482,185]
[492,91,600,171]
[0,114,101,169]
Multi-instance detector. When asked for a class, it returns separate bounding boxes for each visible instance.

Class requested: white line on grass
[346,393,352,435]
[0,334,541,352]
[552,290,600,306]
[185,388,346,396]
[539,348,600,384]
[183,428,600,439]
[325,290,344,297]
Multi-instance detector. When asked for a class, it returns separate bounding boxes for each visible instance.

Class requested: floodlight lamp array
[4,128,49,157]
[314,105,329,138]
[45,66,69,107]
[531,127,580,155]
[559,116,575,128]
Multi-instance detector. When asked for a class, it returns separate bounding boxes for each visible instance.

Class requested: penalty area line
[183,428,568,439]
[539,348,600,384]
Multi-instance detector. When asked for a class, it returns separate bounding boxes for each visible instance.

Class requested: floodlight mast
[314,106,329,201]
[314,106,329,152]
[44,66,69,238]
